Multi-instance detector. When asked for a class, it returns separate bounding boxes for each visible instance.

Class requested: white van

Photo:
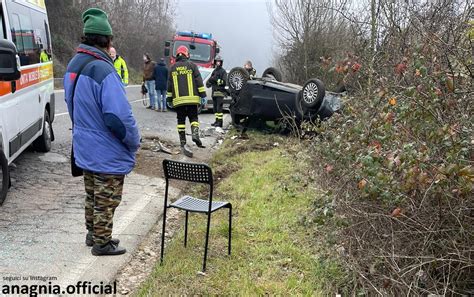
[0,0,55,204]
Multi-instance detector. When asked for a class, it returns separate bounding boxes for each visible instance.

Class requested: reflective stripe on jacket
[167,58,206,107]
[114,56,129,84]
[207,66,227,97]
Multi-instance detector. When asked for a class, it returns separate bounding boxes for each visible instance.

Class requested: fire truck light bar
[177,31,213,40]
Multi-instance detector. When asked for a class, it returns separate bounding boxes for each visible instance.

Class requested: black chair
[160,159,232,272]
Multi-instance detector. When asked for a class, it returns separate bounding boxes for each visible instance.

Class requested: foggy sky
[175,0,274,75]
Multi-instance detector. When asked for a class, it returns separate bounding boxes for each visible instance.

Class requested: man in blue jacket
[153,58,168,112]
[64,8,140,256]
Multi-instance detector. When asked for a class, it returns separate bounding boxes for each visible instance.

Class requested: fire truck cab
[164,31,220,68]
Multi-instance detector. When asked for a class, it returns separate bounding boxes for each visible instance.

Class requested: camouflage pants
[84,171,125,246]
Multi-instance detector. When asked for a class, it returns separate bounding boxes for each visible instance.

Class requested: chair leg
[184,211,189,247]
[228,205,232,255]
[202,212,212,272]
[160,206,168,265]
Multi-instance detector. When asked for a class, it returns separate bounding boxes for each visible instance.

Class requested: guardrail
[54,78,141,91]
[54,78,64,90]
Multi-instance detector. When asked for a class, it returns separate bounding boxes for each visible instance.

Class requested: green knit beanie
[82,8,113,36]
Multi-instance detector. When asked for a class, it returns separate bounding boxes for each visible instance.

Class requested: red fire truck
[164,31,220,68]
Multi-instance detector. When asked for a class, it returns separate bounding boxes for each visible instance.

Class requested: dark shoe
[91,241,126,256]
[85,231,120,247]
[211,121,218,127]
[146,106,153,109]
[191,126,206,148]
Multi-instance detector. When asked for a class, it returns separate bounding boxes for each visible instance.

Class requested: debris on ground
[156,141,175,155]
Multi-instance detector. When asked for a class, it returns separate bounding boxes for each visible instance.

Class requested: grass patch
[136,131,345,295]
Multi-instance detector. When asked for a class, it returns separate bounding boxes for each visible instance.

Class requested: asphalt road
[0,85,227,291]
[53,85,220,146]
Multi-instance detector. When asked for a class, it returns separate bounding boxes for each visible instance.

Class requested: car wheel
[33,110,52,152]
[0,149,9,205]
[301,78,325,109]
[228,67,250,92]
[262,67,282,82]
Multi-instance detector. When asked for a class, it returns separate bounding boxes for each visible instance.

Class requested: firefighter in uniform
[206,56,227,127]
[244,60,257,78]
[167,45,206,157]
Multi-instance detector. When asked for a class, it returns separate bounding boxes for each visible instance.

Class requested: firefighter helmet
[176,45,189,58]
[215,55,223,66]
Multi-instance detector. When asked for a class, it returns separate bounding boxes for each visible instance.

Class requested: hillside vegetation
[271,0,473,294]
[46,0,175,81]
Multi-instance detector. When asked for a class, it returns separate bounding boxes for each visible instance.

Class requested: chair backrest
[162,159,213,185]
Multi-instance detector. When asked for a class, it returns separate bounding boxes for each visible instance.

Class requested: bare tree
[46,0,176,81]
[269,0,354,85]
[270,0,474,294]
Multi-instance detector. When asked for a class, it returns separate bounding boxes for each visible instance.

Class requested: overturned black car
[227,67,342,128]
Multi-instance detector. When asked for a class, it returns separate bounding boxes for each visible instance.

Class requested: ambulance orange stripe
[0,63,53,96]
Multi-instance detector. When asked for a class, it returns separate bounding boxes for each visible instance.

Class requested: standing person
[166,45,206,158]
[64,8,140,256]
[244,60,257,78]
[153,58,168,112]
[40,49,50,62]
[206,56,227,127]
[143,53,157,109]
[109,47,129,86]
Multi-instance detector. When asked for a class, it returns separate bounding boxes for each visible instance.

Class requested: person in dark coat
[206,56,227,127]
[143,53,157,109]
[244,60,257,78]
[166,46,206,158]
[153,58,168,112]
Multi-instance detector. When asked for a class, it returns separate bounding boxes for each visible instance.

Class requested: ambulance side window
[0,7,6,39]
[0,7,10,71]
[44,21,51,53]
[30,9,50,62]
[10,13,34,65]
[8,3,43,66]
[10,14,23,51]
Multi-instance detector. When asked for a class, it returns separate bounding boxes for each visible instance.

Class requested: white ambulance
[0,0,55,204]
